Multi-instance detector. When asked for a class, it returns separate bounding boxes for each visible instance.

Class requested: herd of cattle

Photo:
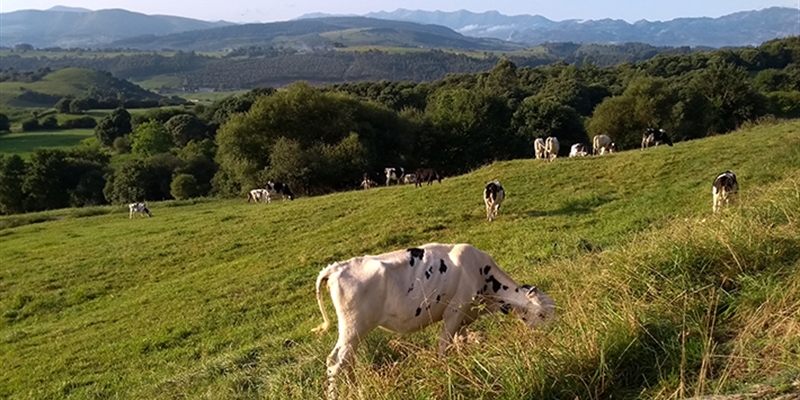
[122,127,740,398]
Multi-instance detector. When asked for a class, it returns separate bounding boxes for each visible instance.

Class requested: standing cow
[128,202,152,218]
[312,243,556,399]
[592,135,615,155]
[384,167,405,186]
[534,138,546,159]
[415,168,442,187]
[265,181,294,202]
[642,128,673,149]
[483,181,505,221]
[544,137,560,162]
[247,188,269,203]
[712,170,738,213]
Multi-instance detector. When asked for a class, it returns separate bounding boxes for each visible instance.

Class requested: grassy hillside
[0,67,161,108]
[0,129,95,158]
[1,121,799,399]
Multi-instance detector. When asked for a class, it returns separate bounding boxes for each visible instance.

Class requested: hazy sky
[1,0,797,23]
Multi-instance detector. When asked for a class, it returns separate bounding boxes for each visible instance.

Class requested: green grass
[0,50,227,59]
[1,121,799,399]
[133,75,185,91]
[0,129,94,158]
[177,91,248,103]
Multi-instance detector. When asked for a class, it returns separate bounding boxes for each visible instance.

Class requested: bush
[61,116,97,129]
[21,119,40,132]
[41,116,59,130]
[170,174,199,200]
[112,136,132,154]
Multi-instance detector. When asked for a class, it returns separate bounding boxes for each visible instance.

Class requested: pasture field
[0,128,94,158]
[0,50,227,59]
[1,121,799,399]
[177,91,249,103]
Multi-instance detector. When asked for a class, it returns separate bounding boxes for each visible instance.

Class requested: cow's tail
[311,264,336,334]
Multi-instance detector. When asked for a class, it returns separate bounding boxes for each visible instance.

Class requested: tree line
[0,36,798,214]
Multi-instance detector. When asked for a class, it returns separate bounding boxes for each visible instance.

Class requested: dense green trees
[131,121,173,157]
[95,108,132,147]
[0,113,9,132]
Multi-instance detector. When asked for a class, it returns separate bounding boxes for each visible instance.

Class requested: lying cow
[592,134,615,155]
[534,138,546,159]
[265,181,294,202]
[545,137,560,161]
[128,202,152,219]
[415,168,442,187]
[642,128,673,149]
[385,167,405,186]
[312,243,556,399]
[247,188,269,203]
[712,170,738,213]
[569,143,589,157]
[484,181,505,222]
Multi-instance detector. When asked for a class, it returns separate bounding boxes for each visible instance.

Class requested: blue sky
[1,0,797,23]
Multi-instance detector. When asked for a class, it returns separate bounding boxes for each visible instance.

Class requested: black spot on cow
[498,300,505,304]
[407,285,414,294]
[515,288,519,293]
[502,285,509,291]
[407,248,424,266]
[426,304,431,310]
[415,307,422,317]
[500,304,512,315]
[483,265,491,275]
[482,285,488,293]
[439,260,448,274]
[425,265,433,280]
[485,275,502,293]
[436,295,441,303]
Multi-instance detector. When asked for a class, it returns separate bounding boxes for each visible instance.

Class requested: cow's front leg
[438,307,467,358]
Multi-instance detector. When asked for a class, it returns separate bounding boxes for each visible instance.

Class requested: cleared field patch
[0,129,94,158]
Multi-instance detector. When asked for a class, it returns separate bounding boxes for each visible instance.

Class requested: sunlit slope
[1,121,798,399]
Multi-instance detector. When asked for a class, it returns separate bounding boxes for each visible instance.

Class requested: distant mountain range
[0,6,797,50]
[327,7,800,47]
[0,8,234,48]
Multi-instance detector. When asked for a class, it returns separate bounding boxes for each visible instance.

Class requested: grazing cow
[403,174,417,185]
[712,170,738,213]
[265,181,294,203]
[313,243,556,399]
[642,128,673,149]
[534,138,546,159]
[384,167,405,186]
[128,202,151,219]
[569,143,589,158]
[247,188,269,203]
[592,135,615,155]
[360,174,378,190]
[415,168,442,187]
[544,137,560,161]
[483,181,505,222]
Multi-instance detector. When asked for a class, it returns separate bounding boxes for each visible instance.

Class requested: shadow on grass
[525,195,616,218]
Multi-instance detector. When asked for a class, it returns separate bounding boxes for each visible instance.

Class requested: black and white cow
[712,170,739,213]
[592,135,615,155]
[360,173,378,190]
[247,188,269,203]
[128,202,152,219]
[384,167,405,186]
[642,128,673,149]
[545,137,560,161]
[534,138,546,159]
[415,168,442,187]
[312,243,556,399]
[569,143,589,157]
[265,181,294,203]
[483,181,505,222]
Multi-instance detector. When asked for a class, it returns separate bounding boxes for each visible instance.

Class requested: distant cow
[360,174,378,190]
[712,170,739,213]
[247,188,269,203]
[642,128,673,149]
[128,202,151,219]
[403,174,417,185]
[545,137,560,161]
[312,243,556,399]
[384,167,405,186]
[265,181,294,202]
[534,138,546,159]
[415,168,442,187]
[483,181,505,221]
[569,143,589,157]
[592,135,615,155]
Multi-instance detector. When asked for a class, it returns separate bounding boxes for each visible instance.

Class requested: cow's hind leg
[325,328,362,399]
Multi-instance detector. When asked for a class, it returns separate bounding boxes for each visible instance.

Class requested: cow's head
[516,285,556,328]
